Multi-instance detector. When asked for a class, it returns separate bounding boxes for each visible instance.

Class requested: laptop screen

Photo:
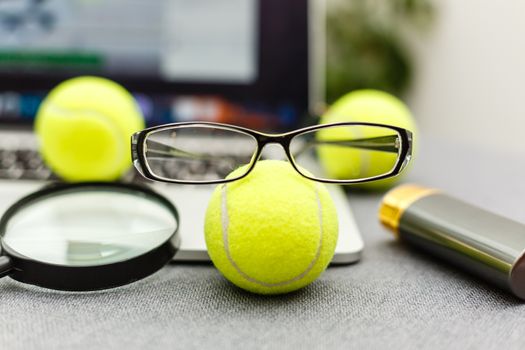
[0,0,313,131]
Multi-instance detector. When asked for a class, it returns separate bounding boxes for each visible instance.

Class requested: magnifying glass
[0,182,180,291]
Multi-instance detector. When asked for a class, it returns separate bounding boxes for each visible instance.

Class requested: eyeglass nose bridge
[257,133,290,145]
[256,134,294,160]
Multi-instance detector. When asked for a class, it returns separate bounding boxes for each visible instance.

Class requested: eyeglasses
[131,121,413,185]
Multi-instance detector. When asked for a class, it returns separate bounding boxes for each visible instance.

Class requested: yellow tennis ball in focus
[319,89,417,190]
[35,76,145,181]
[205,160,339,295]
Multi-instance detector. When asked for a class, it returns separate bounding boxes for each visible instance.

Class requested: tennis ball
[319,89,417,190]
[205,160,338,295]
[35,76,145,182]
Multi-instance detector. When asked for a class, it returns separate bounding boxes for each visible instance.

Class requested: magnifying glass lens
[3,189,177,267]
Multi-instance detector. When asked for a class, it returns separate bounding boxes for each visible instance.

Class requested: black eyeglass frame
[131,121,413,185]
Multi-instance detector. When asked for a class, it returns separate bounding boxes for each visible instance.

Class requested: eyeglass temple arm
[144,133,399,160]
[293,135,400,158]
[143,139,217,161]
[319,135,400,152]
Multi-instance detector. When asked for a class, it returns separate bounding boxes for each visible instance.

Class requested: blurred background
[0,0,523,153]
[407,0,525,155]
[327,0,525,155]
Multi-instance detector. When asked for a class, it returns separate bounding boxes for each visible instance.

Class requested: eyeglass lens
[143,125,258,182]
[142,124,401,182]
[289,124,401,181]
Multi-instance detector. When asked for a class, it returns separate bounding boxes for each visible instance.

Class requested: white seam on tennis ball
[220,183,324,288]
[39,103,126,158]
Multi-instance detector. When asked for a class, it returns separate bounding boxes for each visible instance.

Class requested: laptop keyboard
[0,146,258,183]
[0,148,54,181]
[0,131,270,182]
[0,147,151,183]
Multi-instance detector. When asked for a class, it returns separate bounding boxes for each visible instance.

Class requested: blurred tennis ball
[319,89,417,190]
[205,160,338,295]
[35,76,145,182]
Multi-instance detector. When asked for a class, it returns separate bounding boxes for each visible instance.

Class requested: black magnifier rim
[0,182,180,291]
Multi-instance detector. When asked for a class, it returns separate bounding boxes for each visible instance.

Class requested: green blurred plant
[326,0,435,104]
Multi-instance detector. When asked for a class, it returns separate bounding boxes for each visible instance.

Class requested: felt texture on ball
[204,160,339,295]
[319,89,417,190]
[35,76,145,182]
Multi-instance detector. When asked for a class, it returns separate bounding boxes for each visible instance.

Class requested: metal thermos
[379,184,525,299]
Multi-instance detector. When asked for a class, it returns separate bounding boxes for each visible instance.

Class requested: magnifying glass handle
[0,256,12,278]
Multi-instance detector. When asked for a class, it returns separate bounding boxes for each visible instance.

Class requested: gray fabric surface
[1,135,525,349]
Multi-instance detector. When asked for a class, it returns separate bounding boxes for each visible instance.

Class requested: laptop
[0,0,363,264]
